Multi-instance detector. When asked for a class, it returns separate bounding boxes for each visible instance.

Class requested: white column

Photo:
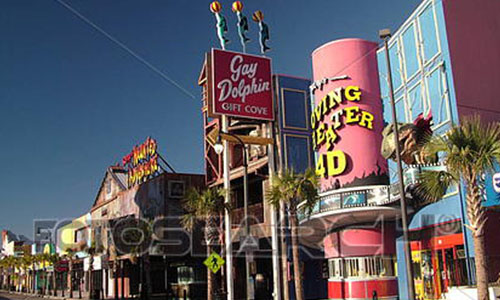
[268,122,281,300]
[222,115,234,300]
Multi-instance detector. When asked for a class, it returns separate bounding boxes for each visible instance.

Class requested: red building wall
[443,0,500,122]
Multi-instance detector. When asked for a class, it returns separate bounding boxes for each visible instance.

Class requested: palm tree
[124,218,153,300]
[267,168,319,300]
[181,187,226,300]
[83,244,96,299]
[20,254,34,293]
[64,247,77,298]
[416,115,500,300]
[47,254,61,296]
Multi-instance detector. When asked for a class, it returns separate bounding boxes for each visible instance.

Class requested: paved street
[0,293,40,300]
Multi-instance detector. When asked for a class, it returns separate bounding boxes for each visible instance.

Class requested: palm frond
[181,187,226,230]
[266,168,319,213]
[414,170,457,206]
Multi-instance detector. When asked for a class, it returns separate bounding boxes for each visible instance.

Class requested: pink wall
[324,224,396,258]
[443,0,500,123]
[311,38,388,192]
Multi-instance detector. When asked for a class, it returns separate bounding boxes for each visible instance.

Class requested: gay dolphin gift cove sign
[210,49,273,120]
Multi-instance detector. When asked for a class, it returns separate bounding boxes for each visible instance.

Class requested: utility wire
[55,0,197,101]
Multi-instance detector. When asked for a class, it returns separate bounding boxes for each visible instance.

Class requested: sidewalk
[3,290,80,300]
[2,291,181,300]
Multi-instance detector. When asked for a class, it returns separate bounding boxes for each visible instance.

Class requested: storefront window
[328,256,396,279]
[177,266,194,284]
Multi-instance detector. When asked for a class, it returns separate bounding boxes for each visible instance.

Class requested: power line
[55,0,197,101]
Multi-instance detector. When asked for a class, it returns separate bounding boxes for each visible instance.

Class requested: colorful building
[87,164,205,299]
[301,0,500,299]
[198,49,319,298]
[376,0,500,299]
[301,38,400,300]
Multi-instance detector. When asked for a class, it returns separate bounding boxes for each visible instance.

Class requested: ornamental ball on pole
[252,10,264,22]
[232,1,243,13]
[210,1,222,13]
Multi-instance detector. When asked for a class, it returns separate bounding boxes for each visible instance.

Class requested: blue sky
[0,0,420,238]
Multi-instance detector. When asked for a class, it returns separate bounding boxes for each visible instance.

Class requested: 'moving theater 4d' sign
[210,48,273,121]
[311,39,388,192]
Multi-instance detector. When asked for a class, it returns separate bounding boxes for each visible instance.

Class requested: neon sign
[311,86,375,178]
[122,137,159,186]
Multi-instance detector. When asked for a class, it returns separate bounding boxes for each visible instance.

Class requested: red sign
[122,137,160,186]
[55,260,69,272]
[211,49,273,120]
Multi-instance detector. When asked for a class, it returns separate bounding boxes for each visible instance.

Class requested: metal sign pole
[268,121,281,300]
[222,115,234,300]
[381,30,416,300]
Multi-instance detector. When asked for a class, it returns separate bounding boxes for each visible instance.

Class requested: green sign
[204,252,225,274]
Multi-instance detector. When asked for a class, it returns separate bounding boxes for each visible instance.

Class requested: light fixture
[379,28,392,39]
[214,134,224,155]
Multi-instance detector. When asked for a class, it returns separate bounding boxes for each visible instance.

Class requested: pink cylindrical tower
[311,38,388,192]
[310,39,397,300]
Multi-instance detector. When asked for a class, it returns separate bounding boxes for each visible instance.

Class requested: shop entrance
[412,233,470,300]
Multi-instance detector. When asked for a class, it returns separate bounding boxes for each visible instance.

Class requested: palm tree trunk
[474,234,489,300]
[205,215,219,300]
[89,256,94,299]
[466,179,490,300]
[53,271,57,296]
[206,244,214,300]
[280,202,290,300]
[69,259,73,298]
[289,211,304,300]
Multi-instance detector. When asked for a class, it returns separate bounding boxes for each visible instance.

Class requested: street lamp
[379,28,416,300]
[214,132,254,300]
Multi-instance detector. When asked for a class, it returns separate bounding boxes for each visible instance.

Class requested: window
[402,24,419,79]
[105,179,112,200]
[389,43,403,90]
[426,67,449,128]
[285,135,310,173]
[377,53,390,99]
[395,96,407,123]
[345,258,360,278]
[407,82,426,121]
[418,4,440,63]
[177,266,194,284]
[328,256,396,279]
[282,89,308,129]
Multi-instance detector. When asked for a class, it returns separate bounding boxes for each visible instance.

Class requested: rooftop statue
[381,112,435,165]
[252,10,270,54]
[210,1,230,50]
[232,1,250,52]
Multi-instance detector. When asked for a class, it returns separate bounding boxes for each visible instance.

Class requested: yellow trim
[280,87,309,131]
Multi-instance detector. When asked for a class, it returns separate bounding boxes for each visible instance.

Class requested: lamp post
[379,28,415,300]
[215,131,254,300]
